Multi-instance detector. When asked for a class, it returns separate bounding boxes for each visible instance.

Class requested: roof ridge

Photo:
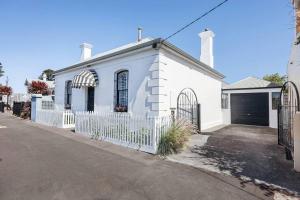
[54,38,225,79]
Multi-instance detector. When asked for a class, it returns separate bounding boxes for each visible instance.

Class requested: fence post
[61,111,65,128]
[31,94,42,122]
[294,112,300,172]
[152,117,158,154]
[197,103,201,133]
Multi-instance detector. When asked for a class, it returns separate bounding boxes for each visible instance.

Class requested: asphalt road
[0,114,272,200]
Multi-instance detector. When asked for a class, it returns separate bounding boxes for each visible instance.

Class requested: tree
[0,62,4,78]
[28,81,49,95]
[39,69,54,81]
[0,85,12,110]
[0,86,12,96]
[263,73,286,85]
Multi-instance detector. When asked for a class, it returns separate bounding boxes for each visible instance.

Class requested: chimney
[199,29,215,68]
[80,43,93,61]
[138,27,142,42]
[42,73,47,81]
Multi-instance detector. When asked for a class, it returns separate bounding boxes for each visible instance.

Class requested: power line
[161,0,229,43]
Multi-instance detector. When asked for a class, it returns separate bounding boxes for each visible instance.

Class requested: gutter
[222,86,282,91]
[54,38,161,75]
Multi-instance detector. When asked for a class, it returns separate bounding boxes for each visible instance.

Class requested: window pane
[118,90,128,106]
[221,93,228,109]
[115,70,128,112]
[117,71,128,90]
[65,80,72,109]
[272,92,280,110]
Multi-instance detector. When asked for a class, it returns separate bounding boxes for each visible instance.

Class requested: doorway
[87,87,95,112]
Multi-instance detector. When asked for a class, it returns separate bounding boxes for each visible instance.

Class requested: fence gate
[177,88,201,131]
[278,81,300,159]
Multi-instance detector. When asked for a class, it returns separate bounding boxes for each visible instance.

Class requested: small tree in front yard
[0,85,13,110]
[0,85,12,96]
[28,81,49,95]
[157,119,197,156]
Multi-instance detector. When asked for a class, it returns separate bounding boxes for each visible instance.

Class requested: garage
[230,93,269,126]
[221,77,282,128]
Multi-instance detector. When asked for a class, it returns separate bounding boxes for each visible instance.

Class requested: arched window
[65,80,72,109]
[114,70,128,112]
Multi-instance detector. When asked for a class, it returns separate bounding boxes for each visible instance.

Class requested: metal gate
[177,88,201,131]
[278,81,300,158]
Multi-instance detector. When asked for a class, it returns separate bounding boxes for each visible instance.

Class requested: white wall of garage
[222,88,281,128]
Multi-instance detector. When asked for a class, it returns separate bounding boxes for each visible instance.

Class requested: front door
[87,87,95,112]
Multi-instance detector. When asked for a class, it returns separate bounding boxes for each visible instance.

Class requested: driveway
[0,114,279,200]
[168,125,300,197]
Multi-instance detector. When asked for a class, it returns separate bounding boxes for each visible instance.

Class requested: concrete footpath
[0,113,293,200]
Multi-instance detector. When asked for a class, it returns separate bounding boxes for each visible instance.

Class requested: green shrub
[158,119,197,156]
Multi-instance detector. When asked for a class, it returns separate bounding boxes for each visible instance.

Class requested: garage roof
[223,76,282,90]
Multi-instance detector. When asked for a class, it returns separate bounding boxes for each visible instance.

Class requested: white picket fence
[75,111,171,154]
[36,109,75,128]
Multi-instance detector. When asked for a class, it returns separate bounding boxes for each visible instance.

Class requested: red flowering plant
[0,86,12,96]
[28,81,49,95]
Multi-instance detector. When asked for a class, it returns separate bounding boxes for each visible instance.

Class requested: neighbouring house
[222,77,281,128]
[53,29,225,130]
[288,0,300,90]
[25,73,55,101]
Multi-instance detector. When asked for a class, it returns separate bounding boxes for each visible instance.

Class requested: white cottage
[54,30,225,130]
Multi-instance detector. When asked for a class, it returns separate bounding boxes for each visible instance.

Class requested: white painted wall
[159,49,223,130]
[288,33,300,90]
[222,88,281,128]
[55,48,159,116]
[54,45,224,130]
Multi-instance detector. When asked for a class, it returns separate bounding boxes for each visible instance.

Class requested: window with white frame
[272,92,280,110]
[114,70,128,112]
[65,80,72,109]
[221,93,228,109]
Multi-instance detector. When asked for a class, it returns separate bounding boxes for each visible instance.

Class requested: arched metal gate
[278,81,300,159]
[177,88,201,131]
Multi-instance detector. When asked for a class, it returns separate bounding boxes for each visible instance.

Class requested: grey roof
[223,76,281,90]
[54,38,225,79]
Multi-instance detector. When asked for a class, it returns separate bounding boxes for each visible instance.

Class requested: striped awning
[72,69,99,88]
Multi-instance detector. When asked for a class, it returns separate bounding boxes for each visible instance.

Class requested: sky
[0,0,297,93]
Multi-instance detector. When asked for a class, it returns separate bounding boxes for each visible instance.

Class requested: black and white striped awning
[72,69,99,88]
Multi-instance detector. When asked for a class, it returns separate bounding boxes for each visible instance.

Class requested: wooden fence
[75,112,171,154]
[36,109,75,128]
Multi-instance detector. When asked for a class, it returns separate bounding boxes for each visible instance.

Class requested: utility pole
[5,76,8,86]
[5,76,9,109]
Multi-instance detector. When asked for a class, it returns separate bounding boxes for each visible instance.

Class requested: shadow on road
[191,125,300,197]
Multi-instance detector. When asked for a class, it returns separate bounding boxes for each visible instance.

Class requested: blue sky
[0,0,296,92]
